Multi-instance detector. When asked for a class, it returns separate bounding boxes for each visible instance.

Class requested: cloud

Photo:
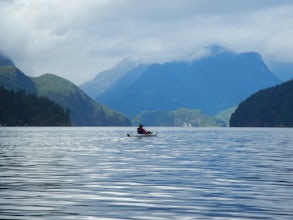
[1,0,293,83]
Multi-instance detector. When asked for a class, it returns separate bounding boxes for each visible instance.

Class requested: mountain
[132,108,226,127]
[80,59,146,99]
[0,54,37,94]
[96,49,280,117]
[0,53,131,126]
[0,53,15,66]
[269,61,293,82]
[32,74,131,126]
[230,79,293,127]
[0,65,37,94]
[0,86,70,126]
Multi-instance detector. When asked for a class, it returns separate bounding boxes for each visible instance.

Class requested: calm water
[1,127,293,219]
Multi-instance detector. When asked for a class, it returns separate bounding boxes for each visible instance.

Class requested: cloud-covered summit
[1,0,293,83]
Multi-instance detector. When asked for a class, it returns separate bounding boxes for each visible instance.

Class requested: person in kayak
[137,124,151,134]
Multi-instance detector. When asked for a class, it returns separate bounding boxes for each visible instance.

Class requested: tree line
[0,86,71,126]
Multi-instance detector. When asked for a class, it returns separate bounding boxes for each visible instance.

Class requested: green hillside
[0,53,131,126]
[216,106,237,126]
[0,65,37,94]
[32,74,131,126]
[133,108,226,127]
[230,79,293,127]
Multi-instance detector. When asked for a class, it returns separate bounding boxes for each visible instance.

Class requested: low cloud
[1,0,293,83]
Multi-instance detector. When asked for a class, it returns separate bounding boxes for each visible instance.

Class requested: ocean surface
[0,127,293,219]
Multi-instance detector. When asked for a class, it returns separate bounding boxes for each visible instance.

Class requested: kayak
[127,132,157,137]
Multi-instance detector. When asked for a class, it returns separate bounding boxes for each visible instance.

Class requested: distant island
[0,86,70,126]
[133,108,226,127]
[230,79,293,127]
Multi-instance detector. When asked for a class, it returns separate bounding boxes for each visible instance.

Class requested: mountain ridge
[0,54,131,126]
[0,53,15,66]
[230,79,293,127]
[0,65,37,94]
[96,50,280,117]
[31,74,131,126]
[80,59,142,99]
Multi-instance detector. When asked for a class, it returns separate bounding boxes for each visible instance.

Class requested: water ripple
[0,127,293,219]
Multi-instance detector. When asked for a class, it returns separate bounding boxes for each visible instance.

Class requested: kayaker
[137,124,151,134]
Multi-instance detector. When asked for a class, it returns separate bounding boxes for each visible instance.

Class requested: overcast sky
[1,0,293,84]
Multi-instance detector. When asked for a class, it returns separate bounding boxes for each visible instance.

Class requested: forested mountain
[0,86,70,126]
[96,49,280,117]
[0,65,37,94]
[32,74,131,126]
[1,49,284,127]
[230,79,293,127]
[133,108,226,127]
[0,53,131,126]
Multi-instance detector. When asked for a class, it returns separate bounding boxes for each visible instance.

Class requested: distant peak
[114,58,138,69]
[208,45,234,56]
[0,52,15,67]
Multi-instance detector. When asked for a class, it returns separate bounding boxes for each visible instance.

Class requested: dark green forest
[230,79,293,127]
[0,86,71,126]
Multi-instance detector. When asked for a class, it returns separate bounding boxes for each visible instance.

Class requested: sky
[1,0,293,84]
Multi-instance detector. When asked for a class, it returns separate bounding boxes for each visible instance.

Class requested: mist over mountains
[83,48,280,118]
[2,46,290,127]
[80,59,141,98]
